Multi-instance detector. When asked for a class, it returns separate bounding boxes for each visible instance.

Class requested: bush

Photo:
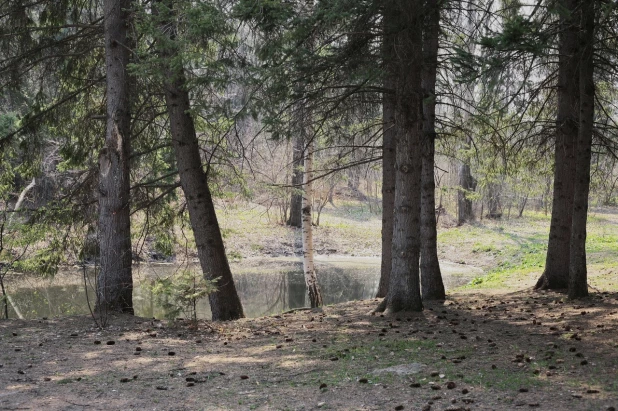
[149,270,218,323]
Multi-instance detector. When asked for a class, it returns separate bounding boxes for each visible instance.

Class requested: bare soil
[2,289,618,410]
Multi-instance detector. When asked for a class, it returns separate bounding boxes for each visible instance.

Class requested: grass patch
[312,335,545,392]
[448,210,618,290]
[459,366,543,390]
[463,239,547,288]
[311,337,437,386]
[472,243,497,254]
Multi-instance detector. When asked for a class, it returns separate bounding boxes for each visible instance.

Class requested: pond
[2,256,482,320]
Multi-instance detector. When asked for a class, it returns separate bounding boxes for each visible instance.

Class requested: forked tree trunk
[96,0,133,314]
[518,195,528,217]
[569,0,594,299]
[420,0,445,301]
[376,0,424,314]
[287,135,304,227]
[157,4,244,320]
[302,135,323,308]
[536,0,580,290]
[376,79,396,298]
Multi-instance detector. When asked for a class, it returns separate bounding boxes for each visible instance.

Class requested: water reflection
[4,258,481,320]
[4,260,380,320]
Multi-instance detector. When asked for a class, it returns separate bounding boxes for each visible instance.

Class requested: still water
[3,257,481,320]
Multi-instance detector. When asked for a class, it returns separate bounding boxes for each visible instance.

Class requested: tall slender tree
[376,63,396,299]
[569,0,595,299]
[301,129,323,308]
[420,0,445,300]
[535,0,581,290]
[287,135,304,227]
[96,0,134,313]
[376,0,425,313]
[377,0,446,302]
[155,0,244,320]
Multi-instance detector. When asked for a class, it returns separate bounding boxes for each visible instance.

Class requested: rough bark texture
[96,0,133,314]
[536,0,580,290]
[287,135,304,228]
[569,0,593,299]
[420,0,445,301]
[301,134,323,308]
[377,0,424,313]
[159,10,244,321]
[376,81,396,299]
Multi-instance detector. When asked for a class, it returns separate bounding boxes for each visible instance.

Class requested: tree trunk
[569,0,593,299]
[420,0,445,301]
[376,79,396,298]
[457,150,474,225]
[96,0,133,314]
[536,0,580,290]
[347,166,361,194]
[487,182,501,218]
[158,5,244,321]
[518,194,528,217]
[287,135,304,227]
[302,134,323,308]
[376,0,424,314]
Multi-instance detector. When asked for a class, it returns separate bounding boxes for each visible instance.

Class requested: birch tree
[301,131,323,308]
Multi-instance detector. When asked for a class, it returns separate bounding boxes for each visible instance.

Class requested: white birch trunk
[8,178,35,227]
[301,137,323,308]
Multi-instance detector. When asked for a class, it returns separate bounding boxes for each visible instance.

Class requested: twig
[84,264,102,329]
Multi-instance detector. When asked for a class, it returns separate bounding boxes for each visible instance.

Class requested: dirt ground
[2,288,618,410]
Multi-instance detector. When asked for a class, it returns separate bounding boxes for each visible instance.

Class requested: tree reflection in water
[4,260,380,320]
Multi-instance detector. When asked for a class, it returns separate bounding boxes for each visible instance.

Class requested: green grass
[458,366,543,390]
[585,232,618,264]
[451,224,547,288]
[187,201,618,292]
[304,336,438,386]
[472,243,499,254]
[444,209,618,289]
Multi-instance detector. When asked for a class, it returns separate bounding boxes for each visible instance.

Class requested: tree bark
[158,5,244,321]
[376,79,396,298]
[96,0,133,314]
[457,147,474,225]
[376,0,424,314]
[487,182,501,218]
[420,0,445,301]
[569,0,593,299]
[536,0,580,290]
[287,135,304,227]
[301,133,323,308]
